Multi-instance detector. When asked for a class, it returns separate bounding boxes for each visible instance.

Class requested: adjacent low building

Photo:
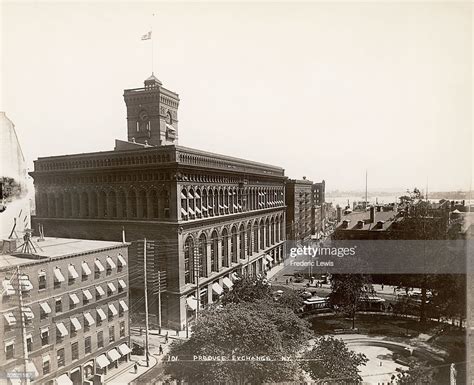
[0,237,131,385]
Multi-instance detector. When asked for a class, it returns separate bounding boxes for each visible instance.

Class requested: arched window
[80,191,89,217]
[265,219,270,247]
[239,224,245,259]
[150,190,159,218]
[210,231,219,272]
[108,190,117,218]
[98,191,107,218]
[231,226,238,263]
[247,226,252,256]
[221,228,229,267]
[198,233,207,278]
[127,190,137,218]
[117,190,126,218]
[139,190,147,219]
[271,218,275,245]
[260,220,265,249]
[56,193,64,217]
[90,191,98,218]
[184,237,194,284]
[254,223,259,253]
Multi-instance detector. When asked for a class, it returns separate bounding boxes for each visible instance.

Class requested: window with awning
[108,304,118,316]
[69,293,80,304]
[212,282,223,295]
[40,302,52,314]
[96,308,106,321]
[22,307,34,320]
[180,192,187,199]
[107,282,116,293]
[70,317,82,331]
[96,286,105,297]
[266,255,274,262]
[56,373,73,385]
[96,354,110,369]
[106,257,116,269]
[54,268,65,283]
[186,296,198,310]
[118,279,127,289]
[84,312,95,326]
[181,208,188,216]
[118,343,132,355]
[222,277,233,289]
[56,322,68,337]
[119,300,128,312]
[4,312,16,326]
[83,289,92,301]
[19,276,33,291]
[107,348,121,362]
[2,279,15,295]
[95,259,105,272]
[262,259,269,265]
[68,265,79,279]
[117,254,127,267]
[188,207,195,215]
[82,262,91,276]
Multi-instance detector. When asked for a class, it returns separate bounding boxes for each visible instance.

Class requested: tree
[303,336,368,384]
[328,274,371,329]
[274,286,304,312]
[164,300,311,384]
[393,362,434,384]
[221,275,272,305]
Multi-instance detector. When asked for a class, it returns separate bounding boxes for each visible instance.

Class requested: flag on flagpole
[141,31,152,40]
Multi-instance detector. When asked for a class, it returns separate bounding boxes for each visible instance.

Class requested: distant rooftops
[0,237,127,270]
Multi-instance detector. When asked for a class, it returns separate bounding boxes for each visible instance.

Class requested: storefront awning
[222,277,233,289]
[212,282,223,295]
[186,296,198,310]
[107,348,121,362]
[96,354,110,369]
[55,373,73,385]
[118,343,132,355]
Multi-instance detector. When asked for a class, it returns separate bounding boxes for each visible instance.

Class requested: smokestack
[370,206,375,223]
[336,207,342,222]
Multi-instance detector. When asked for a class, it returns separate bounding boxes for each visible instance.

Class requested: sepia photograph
[0,1,472,384]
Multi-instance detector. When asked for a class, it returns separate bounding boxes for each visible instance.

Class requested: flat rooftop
[0,237,127,270]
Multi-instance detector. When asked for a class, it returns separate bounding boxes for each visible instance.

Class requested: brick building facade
[30,76,286,330]
[0,237,130,385]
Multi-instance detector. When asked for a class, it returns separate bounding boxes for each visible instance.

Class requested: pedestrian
[165,331,169,344]
[286,279,289,285]
[381,284,384,290]
[134,363,138,374]
[159,344,164,355]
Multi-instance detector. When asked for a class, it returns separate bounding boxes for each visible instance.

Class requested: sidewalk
[105,354,157,385]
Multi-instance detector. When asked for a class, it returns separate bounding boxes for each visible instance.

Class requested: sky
[1,1,472,192]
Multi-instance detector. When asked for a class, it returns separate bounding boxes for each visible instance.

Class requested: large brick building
[0,237,130,385]
[285,178,313,241]
[30,75,286,330]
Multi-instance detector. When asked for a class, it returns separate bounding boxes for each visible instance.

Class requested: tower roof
[144,73,162,87]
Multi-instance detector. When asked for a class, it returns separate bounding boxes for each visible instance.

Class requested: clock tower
[123,73,180,146]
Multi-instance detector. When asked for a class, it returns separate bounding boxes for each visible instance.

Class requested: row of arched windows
[180,186,284,221]
[36,189,170,220]
[183,216,284,284]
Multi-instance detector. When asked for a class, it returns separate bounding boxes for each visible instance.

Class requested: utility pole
[143,239,150,367]
[157,270,162,334]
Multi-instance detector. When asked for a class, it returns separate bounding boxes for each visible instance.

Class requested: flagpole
[151,13,154,74]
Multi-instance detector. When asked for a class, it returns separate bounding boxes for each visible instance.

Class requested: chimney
[376,220,385,229]
[357,220,364,229]
[369,206,375,223]
[336,207,342,222]
[342,220,350,229]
